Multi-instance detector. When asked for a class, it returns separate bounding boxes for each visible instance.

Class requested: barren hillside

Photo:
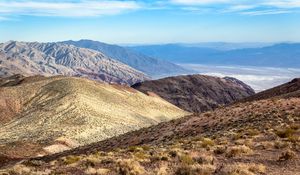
[0,41,148,85]
[1,78,298,175]
[0,75,188,160]
[132,75,255,113]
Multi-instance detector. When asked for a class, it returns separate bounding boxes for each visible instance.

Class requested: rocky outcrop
[132,74,255,113]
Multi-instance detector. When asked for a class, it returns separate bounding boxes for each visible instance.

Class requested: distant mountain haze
[0,41,148,85]
[62,40,189,77]
[131,43,300,68]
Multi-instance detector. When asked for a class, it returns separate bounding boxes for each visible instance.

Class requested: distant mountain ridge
[62,40,189,77]
[0,41,148,85]
[131,43,300,68]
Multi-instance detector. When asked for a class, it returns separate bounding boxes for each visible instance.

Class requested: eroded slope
[0,76,188,159]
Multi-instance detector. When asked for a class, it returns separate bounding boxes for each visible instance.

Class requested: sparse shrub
[287,135,299,143]
[213,146,226,155]
[8,165,31,175]
[200,138,215,148]
[180,154,195,165]
[128,146,143,153]
[194,154,214,165]
[84,157,100,168]
[116,159,146,175]
[156,163,169,175]
[274,140,289,149]
[161,156,169,161]
[246,128,260,136]
[169,150,178,158]
[278,149,296,161]
[134,151,148,160]
[175,164,216,175]
[85,167,110,175]
[225,145,253,158]
[275,128,296,138]
[23,160,44,167]
[101,158,115,164]
[232,132,244,140]
[63,155,81,165]
[290,124,300,130]
[220,163,266,175]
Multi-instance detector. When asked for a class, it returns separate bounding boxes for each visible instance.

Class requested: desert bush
[275,128,296,138]
[134,151,148,160]
[128,146,144,153]
[85,167,110,175]
[180,154,195,165]
[200,138,215,148]
[220,163,266,175]
[193,154,214,165]
[116,159,146,175]
[225,145,253,158]
[156,163,169,175]
[213,146,226,155]
[290,124,300,130]
[274,140,289,149]
[169,150,178,158]
[175,164,216,175]
[245,128,260,136]
[100,158,115,164]
[8,165,31,175]
[278,149,296,161]
[63,155,81,165]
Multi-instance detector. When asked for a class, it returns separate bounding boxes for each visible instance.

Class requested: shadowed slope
[132,75,255,113]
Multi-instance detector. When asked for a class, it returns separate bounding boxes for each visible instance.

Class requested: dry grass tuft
[220,163,266,175]
[62,155,81,165]
[116,159,146,175]
[278,149,296,161]
[225,145,253,158]
[175,164,216,175]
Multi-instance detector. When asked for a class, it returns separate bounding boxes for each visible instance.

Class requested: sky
[0,0,300,44]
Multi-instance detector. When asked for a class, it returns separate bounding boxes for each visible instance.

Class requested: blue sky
[0,0,300,44]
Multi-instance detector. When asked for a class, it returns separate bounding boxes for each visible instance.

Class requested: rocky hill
[7,78,299,175]
[0,75,188,161]
[63,40,189,77]
[0,41,148,85]
[240,78,300,102]
[132,75,255,113]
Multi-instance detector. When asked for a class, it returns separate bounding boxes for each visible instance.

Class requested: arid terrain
[0,75,188,162]
[132,75,255,113]
[0,41,148,85]
[0,78,299,174]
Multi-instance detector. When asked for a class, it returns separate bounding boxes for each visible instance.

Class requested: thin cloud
[240,9,292,16]
[170,0,300,15]
[170,0,231,5]
[0,0,141,18]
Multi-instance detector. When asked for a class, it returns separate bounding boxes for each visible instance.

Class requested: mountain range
[0,41,148,85]
[62,40,189,77]
[7,77,299,175]
[131,43,300,68]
